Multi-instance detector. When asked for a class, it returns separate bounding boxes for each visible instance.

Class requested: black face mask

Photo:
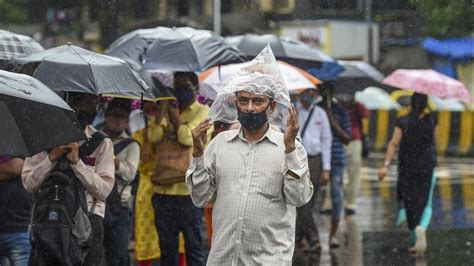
[237,106,270,132]
[175,86,195,108]
[76,111,97,129]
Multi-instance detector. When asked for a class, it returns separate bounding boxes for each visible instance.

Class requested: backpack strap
[113,138,138,156]
[79,131,108,158]
[79,131,108,215]
[301,104,317,139]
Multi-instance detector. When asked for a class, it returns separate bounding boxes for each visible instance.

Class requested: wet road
[294,155,474,265]
[131,155,473,265]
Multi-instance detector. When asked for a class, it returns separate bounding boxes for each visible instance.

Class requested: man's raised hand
[192,118,212,157]
[284,104,299,153]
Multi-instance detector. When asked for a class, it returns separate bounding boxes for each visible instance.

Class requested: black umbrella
[138,69,175,101]
[7,43,153,100]
[0,70,86,157]
[226,34,336,68]
[143,27,244,72]
[331,60,395,94]
[105,27,172,71]
[0,29,44,69]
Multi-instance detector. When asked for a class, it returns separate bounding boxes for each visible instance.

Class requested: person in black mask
[173,71,199,110]
[235,91,275,131]
[22,92,115,266]
[379,92,438,256]
[149,72,210,266]
[62,92,101,130]
[187,89,314,264]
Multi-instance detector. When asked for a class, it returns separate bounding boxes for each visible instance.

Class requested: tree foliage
[0,0,27,23]
[411,0,473,38]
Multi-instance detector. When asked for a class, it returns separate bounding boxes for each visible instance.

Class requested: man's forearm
[329,118,351,144]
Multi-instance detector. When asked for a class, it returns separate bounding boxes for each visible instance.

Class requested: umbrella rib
[187,38,203,71]
[70,46,98,94]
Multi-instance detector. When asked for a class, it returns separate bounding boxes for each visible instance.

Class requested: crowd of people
[0,64,437,265]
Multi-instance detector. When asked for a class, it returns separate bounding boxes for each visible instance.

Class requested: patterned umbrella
[0,30,43,69]
[382,69,471,102]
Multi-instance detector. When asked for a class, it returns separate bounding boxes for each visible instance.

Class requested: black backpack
[29,132,107,266]
[105,138,139,221]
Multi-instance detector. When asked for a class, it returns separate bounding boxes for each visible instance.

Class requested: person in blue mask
[293,88,332,252]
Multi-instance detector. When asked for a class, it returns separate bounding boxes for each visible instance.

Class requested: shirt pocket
[251,162,284,200]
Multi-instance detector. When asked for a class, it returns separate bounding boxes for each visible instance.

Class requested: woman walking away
[378,93,438,256]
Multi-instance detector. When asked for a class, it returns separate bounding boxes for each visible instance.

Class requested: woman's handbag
[150,137,193,186]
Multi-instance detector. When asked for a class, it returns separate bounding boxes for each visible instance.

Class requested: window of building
[222,0,233,14]
[177,0,189,16]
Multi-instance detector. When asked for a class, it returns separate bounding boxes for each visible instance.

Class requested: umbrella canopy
[0,30,44,69]
[383,69,472,102]
[227,34,345,80]
[8,43,153,100]
[422,37,474,60]
[431,96,465,111]
[391,89,465,111]
[138,69,175,101]
[226,34,335,67]
[143,27,244,72]
[105,27,172,70]
[329,60,391,94]
[199,60,321,100]
[355,87,400,110]
[0,70,85,156]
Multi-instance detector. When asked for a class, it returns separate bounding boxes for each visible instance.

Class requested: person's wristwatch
[383,161,390,168]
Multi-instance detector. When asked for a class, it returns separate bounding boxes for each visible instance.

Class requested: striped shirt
[327,105,352,165]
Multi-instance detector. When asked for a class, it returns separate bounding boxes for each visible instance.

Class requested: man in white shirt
[187,88,313,264]
[294,88,332,251]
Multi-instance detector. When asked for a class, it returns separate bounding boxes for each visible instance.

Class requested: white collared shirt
[186,127,313,265]
[295,101,332,171]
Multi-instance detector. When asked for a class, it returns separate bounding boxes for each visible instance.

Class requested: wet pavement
[131,155,473,265]
[294,155,474,265]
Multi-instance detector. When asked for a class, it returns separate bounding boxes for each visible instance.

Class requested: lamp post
[213,0,221,35]
[365,0,373,63]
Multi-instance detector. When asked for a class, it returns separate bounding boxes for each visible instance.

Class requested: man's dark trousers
[104,206,131,266]
[152,194,205,266]
[295,155,323,246]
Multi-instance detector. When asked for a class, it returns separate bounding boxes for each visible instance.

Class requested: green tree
[0,0,27,23]
[411,0,473,38]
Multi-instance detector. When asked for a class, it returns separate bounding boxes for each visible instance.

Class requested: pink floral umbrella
[382,69,471,102]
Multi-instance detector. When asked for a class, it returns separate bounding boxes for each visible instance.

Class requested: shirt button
[238,216,243,221]
[236,240,241,244]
